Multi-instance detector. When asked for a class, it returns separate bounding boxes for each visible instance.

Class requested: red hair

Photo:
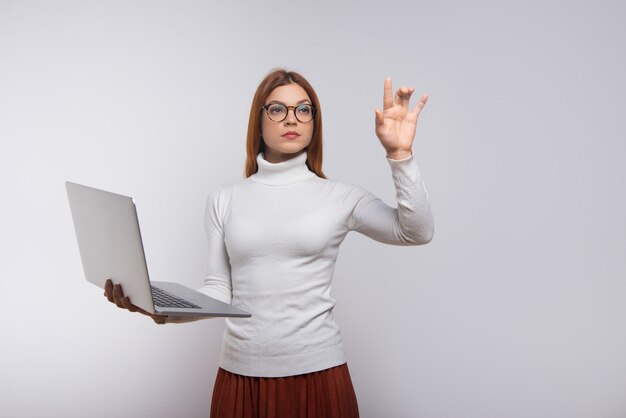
[244,68,326,179]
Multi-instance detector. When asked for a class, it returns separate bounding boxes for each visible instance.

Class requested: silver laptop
[66,181,250,318]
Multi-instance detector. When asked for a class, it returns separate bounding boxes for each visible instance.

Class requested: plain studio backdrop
[1,1,625,417]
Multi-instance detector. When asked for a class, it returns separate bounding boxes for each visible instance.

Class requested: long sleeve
[204,150,433,377]
[197,187,233,304]
[347,150,434,245]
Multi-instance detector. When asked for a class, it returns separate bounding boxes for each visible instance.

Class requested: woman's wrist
[386,149,413,160]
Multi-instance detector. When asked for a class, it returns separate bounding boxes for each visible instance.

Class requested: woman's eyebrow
[268,99,311,105]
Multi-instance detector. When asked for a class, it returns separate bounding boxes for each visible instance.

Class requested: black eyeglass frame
[260,103,317,123]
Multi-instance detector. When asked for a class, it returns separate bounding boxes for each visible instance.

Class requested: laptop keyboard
[151,286,201,309]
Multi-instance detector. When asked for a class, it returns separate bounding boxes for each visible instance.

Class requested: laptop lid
[66,181,250,318]
[66,181,155,312]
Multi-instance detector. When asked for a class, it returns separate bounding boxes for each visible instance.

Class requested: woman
[105,68,434,417]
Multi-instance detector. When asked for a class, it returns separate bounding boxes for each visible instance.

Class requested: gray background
[1,0,625,417]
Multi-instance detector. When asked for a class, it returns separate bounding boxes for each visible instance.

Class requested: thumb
[375,109,384,125]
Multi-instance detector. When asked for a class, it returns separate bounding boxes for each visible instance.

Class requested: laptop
[65,181,250,318]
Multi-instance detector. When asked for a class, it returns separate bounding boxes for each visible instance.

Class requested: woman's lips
[282,132,300,139]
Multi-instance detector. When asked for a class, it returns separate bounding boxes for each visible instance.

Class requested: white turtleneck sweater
[198,150,434,377]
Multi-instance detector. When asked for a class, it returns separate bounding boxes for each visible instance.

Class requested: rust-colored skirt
[210,363,359,418]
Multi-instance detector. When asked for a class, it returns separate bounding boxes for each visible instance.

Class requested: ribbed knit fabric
[198,150,434,377]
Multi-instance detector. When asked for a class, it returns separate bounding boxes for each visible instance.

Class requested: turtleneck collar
[249,151,316,186]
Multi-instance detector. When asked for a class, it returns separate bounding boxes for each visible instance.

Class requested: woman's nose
[284,109,298,125]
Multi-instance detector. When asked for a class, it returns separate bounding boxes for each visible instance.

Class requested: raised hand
[374,78,428,160]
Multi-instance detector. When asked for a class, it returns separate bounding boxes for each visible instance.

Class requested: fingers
[383,78,393,111]
[412,93,429,117]
[394,86,414,108]
[122,296,138,312]
[112,283,125,309]
[117,287,146,315]
[374,108,384,125]
[122,299,150,317]
[104,278,114,302]
[105,278,155,320]
[106,279,137,312]
[383,77,422,113]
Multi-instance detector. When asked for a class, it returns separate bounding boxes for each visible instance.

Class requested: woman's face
[261,83,314,163]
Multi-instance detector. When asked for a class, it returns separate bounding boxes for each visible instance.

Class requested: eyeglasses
[261,103,316,123]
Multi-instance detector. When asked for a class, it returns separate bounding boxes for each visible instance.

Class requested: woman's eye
[297,106,310,114]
